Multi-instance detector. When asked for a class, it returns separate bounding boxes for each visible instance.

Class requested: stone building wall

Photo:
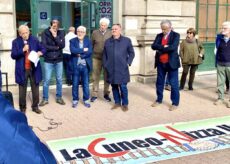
[120,0,196,83]
[0,0,16,85]
[0,0,196,85]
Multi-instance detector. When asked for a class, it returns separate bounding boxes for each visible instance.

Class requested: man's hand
[199,53,203,57]
[23,44,29,52]
[37,51,43,56]
[50,26,57,37]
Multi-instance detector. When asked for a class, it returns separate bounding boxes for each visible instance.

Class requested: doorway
[30,0,100,38]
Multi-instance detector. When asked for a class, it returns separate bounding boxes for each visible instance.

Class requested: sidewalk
[9,73,230,163]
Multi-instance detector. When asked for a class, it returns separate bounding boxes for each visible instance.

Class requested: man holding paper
[11,25,45,114]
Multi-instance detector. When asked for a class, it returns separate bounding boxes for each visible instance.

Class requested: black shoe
[20,108,26,113]
[90,96,97,102]
[188,87,193,90]
[56,98,66,105]
[179,87,184,91]
[104,95,111,102]
[39,99,49,106]
[32,108,42,114]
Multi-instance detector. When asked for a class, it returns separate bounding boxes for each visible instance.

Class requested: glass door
[81,0,98,37]
[31,0,79,39]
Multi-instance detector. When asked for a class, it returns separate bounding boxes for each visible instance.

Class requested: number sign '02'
[99,0,112,23]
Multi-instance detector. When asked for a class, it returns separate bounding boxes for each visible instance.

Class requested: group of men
[10,17,135,114]
[5,18,230,114]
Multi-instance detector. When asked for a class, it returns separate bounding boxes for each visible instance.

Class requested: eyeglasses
[77,31,85,33]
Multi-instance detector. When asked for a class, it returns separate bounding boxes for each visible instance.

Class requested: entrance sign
[98,0,112,26]
[47,116,230,163]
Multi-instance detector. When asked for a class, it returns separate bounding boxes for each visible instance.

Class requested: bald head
[68,26,75,33]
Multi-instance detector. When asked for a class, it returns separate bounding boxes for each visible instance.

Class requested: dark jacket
[151,31,180,70]
[103,35,135,84]
[41,27,65,63]
[70,37,93,73]
[215,34,230,66]
[11,35,45,85]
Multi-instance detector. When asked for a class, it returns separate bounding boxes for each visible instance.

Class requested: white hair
[18,25,29,33]
[77,26,86,32]
[222,21,230,28]
[99,17,110,26]
[160,19,172,28]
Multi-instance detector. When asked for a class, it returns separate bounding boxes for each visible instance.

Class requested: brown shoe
[169,105,178,111]
[111,104,121,110]
[32,108,42,114]
[121,105,128,112]
[151,101,161,107]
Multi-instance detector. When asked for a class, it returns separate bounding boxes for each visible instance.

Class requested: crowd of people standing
[1,18,230,114]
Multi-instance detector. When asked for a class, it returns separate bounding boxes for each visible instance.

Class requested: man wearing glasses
[214,21,230,108]
[151,20,180,111]
[70,26,92,108]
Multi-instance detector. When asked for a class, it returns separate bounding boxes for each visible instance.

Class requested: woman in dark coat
[103,24,135,111]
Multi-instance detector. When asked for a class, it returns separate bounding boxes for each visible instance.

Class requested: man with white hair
[90,17,112,102]
[214,21,230,108]
[151,19,180,111]
[70,26,92,108]
[11,25,45,114]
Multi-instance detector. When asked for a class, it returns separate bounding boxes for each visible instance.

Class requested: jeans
[72,64,90,101]
[63,53,73,83]
[43,62,63,100]
[156,63,180,106]
[111,83,128,105]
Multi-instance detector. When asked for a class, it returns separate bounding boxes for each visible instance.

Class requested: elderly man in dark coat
[103,24,135,112]
[151,20,180,111]
[11,25,45,114]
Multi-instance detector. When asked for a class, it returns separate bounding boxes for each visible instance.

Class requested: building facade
[0,0,228,84]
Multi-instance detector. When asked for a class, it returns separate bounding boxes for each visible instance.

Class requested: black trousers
[180,64,198,89]
[19,70,39,110]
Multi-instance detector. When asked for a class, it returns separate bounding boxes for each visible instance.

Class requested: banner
[47,116,230,163]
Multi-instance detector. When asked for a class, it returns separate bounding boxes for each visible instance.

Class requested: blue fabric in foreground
[0,93,56,164]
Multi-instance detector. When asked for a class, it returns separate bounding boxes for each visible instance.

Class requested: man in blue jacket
[151,20,180,111]
[70,26,92,108]
[0,93,56,163]
[11,25,45,114]
[103,24,135,112]
[214,21,230,108]
[39,18,66,107]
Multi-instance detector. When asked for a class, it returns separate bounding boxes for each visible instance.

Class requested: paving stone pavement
[7,73,230,164]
